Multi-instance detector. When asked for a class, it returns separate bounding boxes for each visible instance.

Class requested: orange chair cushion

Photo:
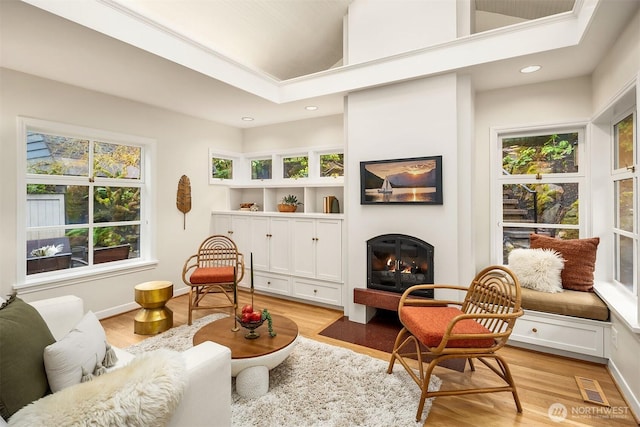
[400,306,495,348]
[189,266,235,284]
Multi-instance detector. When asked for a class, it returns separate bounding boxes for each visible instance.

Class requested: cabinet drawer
[293,279,342,306]
[511,310,608,357]
[253,273,290,296]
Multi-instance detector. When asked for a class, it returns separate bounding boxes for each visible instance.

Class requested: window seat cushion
[520,286,609,321]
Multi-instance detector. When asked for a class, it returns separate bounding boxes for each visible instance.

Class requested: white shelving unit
[228,182,343,214]
[210,146,344,214]
[210,146,346,307]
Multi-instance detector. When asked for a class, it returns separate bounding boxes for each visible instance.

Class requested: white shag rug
[127,314,442,427]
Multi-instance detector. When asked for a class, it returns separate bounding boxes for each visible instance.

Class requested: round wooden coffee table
[193,313,299,398]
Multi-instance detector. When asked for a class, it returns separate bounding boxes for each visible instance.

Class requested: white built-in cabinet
[510,310,610,362]
[250,216,290,274]
[209,147,345,307]
[212,211,344,307]
[291,218,342,282]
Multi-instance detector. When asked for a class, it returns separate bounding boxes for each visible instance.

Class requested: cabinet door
[211,214,232,237]
[230,215,251,260]
[250,217,270,271]
[268,217,291,274]
[315,219,342,282]
[291,218,316,277]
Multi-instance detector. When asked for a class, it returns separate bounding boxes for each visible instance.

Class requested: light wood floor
[101,291,639,427]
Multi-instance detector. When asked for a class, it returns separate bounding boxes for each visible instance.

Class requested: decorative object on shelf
[323,196,340,214]
[250,203,260,212]
[278,194,301,212]
[239,203,254,211]
[360,156,443,205]
[176,175,192,230]
[235,253,276,339]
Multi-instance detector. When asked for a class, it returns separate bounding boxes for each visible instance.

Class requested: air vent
[575,376,610,407]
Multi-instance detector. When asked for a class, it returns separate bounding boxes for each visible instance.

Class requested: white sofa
[1,295,232,426]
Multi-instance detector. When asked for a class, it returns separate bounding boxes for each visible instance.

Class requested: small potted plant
[277,194,301,212]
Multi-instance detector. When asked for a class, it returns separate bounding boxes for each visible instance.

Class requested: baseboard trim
[508,340,608,364]
[608,358,640,422]
[95,286,189,320]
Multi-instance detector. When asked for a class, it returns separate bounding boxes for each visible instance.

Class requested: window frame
[280,153,310,181]
[611,108,637,296]
[208,149,238,184]
[16,117,157,290]
[315,148,345,181]
[490,123,589,264]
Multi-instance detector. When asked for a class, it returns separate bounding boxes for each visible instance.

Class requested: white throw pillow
[508,248,565,293]
[43,311,108,392]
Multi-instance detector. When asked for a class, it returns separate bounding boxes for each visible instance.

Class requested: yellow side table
[134,280,173,335]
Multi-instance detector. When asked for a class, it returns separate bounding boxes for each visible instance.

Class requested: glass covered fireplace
[367,234,434,298]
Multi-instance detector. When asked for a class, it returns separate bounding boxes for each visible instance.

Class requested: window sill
[593,281,640,333]
[14,259,159,294]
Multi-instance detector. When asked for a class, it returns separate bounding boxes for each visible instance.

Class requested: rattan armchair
[387,265,523,421]
[182,235,245,325]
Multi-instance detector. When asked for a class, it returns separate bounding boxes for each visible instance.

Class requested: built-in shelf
[227,184,344,215]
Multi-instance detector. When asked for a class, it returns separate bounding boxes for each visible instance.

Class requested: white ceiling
[119,0,351,80]
[1,0,637,129]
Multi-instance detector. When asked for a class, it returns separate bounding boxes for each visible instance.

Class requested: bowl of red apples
[237,304,265,339]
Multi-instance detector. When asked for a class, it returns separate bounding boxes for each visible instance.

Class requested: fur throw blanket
[9,349,186,427]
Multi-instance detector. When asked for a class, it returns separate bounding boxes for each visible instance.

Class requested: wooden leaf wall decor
[176,175,192,230]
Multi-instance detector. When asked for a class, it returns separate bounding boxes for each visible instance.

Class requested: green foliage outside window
[500,132,582,263]
[26,131,142,270]
[615,114,634,169]
[502,133,578,175]
[283,156,308,179]
[211,157,233,179]
[94,142,141,179]
[251,159,272,180]
[320,153,344,177]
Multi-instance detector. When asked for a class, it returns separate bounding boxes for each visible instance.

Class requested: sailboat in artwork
[378,176,393,193]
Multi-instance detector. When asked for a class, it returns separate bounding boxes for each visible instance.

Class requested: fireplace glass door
[367,234,434,298]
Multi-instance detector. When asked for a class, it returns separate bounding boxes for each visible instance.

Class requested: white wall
[592,8,640,114]
[473,76,593,269]
[346,0,457,65]
[0,69,242,315]
[242,115,343,153]
[345,74,471,323]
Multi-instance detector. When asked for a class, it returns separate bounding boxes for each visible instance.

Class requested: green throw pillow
[0,296,55,420]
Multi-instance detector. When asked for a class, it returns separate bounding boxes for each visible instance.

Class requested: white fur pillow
[8,349,186,427]
[508,248,565,293]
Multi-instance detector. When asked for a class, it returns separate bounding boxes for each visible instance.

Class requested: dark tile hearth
[320,309,466,372]
[319,309,402,353]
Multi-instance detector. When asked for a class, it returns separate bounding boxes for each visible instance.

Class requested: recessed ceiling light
[520,65,542,74]
[241,117,254,121]
[305,106,319,111]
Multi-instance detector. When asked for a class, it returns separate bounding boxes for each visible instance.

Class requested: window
[251,158,272,180]
[493,127,586,263]
[320,152,344,178]
[612,111,636,294]
[282,155,308,179]
[211,156,233,180]
[20,118,153,283]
